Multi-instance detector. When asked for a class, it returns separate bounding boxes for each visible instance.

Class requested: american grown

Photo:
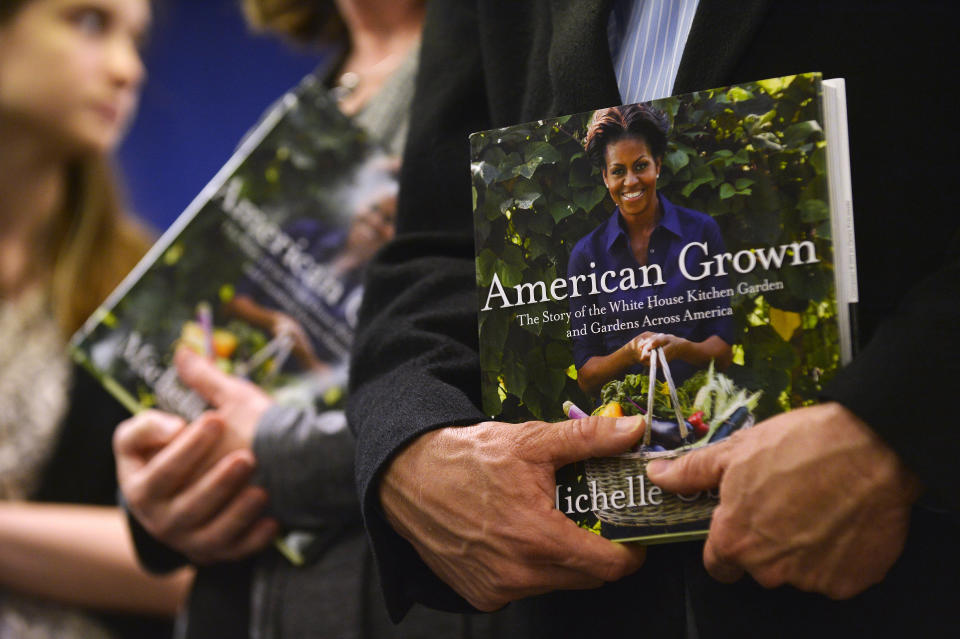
[481,239,819,311]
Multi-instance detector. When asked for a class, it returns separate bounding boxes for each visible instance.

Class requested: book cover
[469,73,856,542]
[70,73,398,420]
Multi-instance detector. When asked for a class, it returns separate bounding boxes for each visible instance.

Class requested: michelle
[568,104,734,395]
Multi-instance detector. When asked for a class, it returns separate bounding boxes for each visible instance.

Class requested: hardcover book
[469,73,856,542]
[70,73,398,420]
